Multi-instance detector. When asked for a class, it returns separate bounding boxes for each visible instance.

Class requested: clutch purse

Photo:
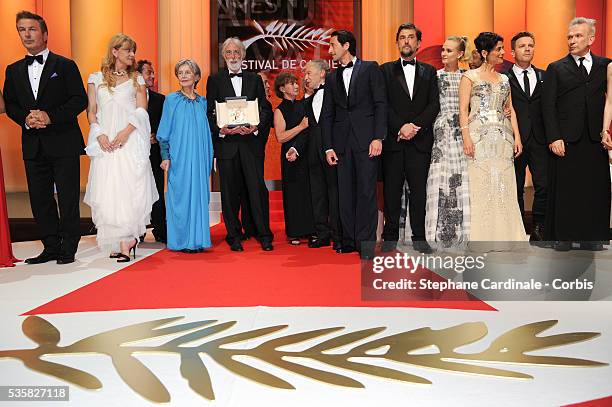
[215,96,260,128]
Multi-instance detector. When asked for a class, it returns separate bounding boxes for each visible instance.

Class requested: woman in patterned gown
[458,32,527,242]
[425,36,471,248]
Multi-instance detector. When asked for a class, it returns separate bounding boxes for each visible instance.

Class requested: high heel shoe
[117,239,138,263]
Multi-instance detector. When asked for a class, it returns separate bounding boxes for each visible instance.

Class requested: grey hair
[221,37,246,59]
[306,59,330,74]
[569,17,596,35]
[174,58,201,87]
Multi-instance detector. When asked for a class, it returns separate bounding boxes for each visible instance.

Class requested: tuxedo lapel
[412,61,424,99]
[562,54,584,80]
[36,52,58,101]
[18,59,36,106]
[347,59,361,106]
[507,69,529,100]
[532,67,544,98]
[393,59,411,99]
[221,70,237,97]
[335,68,347,107]
[588,54,605,80]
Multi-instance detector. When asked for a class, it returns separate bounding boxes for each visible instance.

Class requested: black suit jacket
[301,91,325,163]
[321,59,387,153]
[206,70,272,159]
[504,66,546,145]
[380,59,439,153]
[542,53,611,144]
[148,89,165,135]
[3,51,87,159]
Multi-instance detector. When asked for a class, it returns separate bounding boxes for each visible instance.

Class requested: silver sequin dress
[425,69,470,247]
[463,70,527,241]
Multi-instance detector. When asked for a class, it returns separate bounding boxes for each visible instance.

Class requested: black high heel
[116,239,138,263]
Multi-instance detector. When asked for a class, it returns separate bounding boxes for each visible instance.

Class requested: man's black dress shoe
[412,241,433,254]
[337,245,356,254]
[25,251,58,264]
[381,241,397,253]
[261,241,274,251]
[529,223,545,242]
[579,242,605,251]
[57,257,75,265]
[553,241,572,251]
[309,238,330,248]
[230,241,244,252]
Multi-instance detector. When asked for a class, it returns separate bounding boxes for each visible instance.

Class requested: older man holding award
[206,37,273,252]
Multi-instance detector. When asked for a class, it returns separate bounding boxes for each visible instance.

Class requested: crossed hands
[397,123,420,142]
[96,127,132,153]
[25,110,50,129]
[220,124,257,136]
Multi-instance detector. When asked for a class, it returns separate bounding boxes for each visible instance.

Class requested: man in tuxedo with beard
[542,17,611,251]
[137,59,166,243]
[380,23,440,254]
[503,32,548,245]
[320,30,386,259]
[206,37,273,252]
[3,11,87,264]
[293,59,342,251]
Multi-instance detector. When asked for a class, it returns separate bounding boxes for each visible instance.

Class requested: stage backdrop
[0,0,610,195]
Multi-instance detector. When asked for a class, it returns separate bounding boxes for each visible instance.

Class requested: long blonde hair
[447,35,472,64]
[101,33,138,90]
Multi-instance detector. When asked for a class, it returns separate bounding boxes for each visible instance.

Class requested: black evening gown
[277,99,315,238]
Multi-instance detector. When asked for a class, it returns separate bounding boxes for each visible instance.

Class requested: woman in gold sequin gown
[459,32,527,242]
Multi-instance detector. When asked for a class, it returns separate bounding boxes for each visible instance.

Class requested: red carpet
[27,192,494,315]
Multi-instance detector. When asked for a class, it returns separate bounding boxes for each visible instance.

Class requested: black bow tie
[313,85,324,93]
[402,59,416,67]
[229,72,243,78]
[25,55,44,65]
[339,61,354,71]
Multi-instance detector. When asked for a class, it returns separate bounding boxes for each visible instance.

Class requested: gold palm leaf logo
[0,316,606,403]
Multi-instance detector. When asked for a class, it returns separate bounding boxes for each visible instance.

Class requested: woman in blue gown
[157,59,214,252]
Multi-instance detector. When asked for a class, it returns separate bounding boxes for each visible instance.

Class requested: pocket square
[50,72,59,78]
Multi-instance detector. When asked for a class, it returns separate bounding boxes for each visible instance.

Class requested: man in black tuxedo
[380,23,439,254]
[297,59,342,250]
[137,60,166,243]
[3,11,87,264]
[504,32,548,244]
[206,38,273,252]
[542,17,611,251]
[321,30,386,259]
[239,71,272,240]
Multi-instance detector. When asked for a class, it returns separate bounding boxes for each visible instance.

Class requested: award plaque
[215,96,260,128]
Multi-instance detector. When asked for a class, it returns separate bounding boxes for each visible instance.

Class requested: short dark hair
[474,32,504,59]
[16,11,47,35]
[396,23,422,42]
[136,59,153,73]
[510,31,535,50]
[274,72,298,99]
[331,30,357,56]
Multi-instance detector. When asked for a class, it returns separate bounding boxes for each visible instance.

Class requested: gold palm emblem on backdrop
[0,316,607,403]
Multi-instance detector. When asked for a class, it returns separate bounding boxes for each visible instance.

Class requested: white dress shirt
[401,57,416,98]
[341,56,357,95]
[229,69,242,96]
[312,85,324,123]
[572,52,592,74]
[512,64,536,96]
[28,48,49,99]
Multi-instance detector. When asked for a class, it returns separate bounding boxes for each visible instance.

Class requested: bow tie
[402,59,416,67]
[313,85,324,93]
[229,72,243,78]
[339,61,354,70]
[25,55,44,65]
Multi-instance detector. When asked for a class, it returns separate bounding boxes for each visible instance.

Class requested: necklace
[112,70,128,76]
[180,90,196,100]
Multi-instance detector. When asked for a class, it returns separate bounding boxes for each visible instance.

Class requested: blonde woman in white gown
[84,34,158,261]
